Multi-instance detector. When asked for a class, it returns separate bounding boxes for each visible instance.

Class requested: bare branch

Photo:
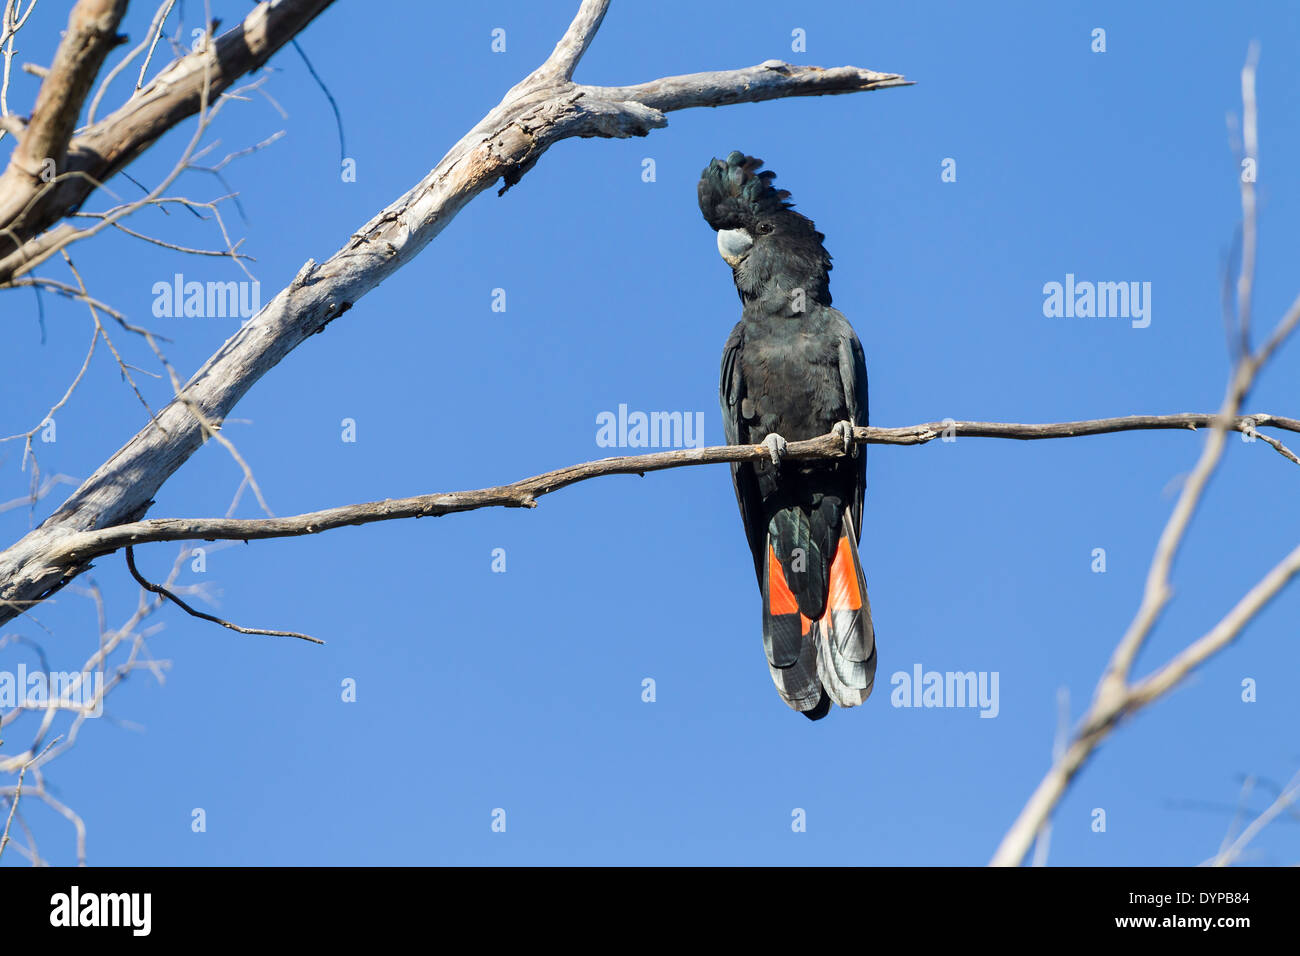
[993,535,1300,868]
[136,0,176,92]
[85,0,175,125]
[1125,538,1300,707]
[0,474,77,514]
[1206,769,1300,866]
[1030,687,1070,868]
[58,255,164,427]
[527,0,610,85]
[0,0,336,266]
[31,413,1300,571]
[0,318,97,473]
[73,191,258,278]
[124,546,321,644]
[0,43,238,281]
[1236,42,1259,351]
[103,220,253,259]
[1,1,43,126]
[587,61,911,113]
[0,539,204,864]
[0,736,59,863]
[0,0,127,199]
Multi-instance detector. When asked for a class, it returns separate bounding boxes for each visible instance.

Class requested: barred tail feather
[762,536,830,718]
[816,516,876,708]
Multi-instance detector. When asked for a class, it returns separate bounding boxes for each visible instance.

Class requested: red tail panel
[766,544,800,616]
[825,534,862,611]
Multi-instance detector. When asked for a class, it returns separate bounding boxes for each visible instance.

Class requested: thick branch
[0,0,126,185]
[0,8,908,625]
[590,61,912,112]
[0,0,336,271]
[33,414,1300,570]
[526,0,609,85]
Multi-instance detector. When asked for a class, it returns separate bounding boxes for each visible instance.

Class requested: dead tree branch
[0,1,127,198]
[0,0,335,272]
[22,413,1300,576]
[0,735,59,864]
[124,546,321,643]
[1204,769,1300,866]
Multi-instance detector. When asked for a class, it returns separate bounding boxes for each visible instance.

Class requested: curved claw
[832,420,857,456]
[761,432,788,467]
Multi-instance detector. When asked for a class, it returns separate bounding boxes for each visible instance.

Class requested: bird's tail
[761,509,876,719]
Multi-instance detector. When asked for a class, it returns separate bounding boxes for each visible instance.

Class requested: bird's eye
[758,222,774,235]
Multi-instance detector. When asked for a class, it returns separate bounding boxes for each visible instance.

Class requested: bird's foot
[832,420,857,456]
[761,432,788,467]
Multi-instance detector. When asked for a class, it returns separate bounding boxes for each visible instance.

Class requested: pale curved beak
[716,228,754,267]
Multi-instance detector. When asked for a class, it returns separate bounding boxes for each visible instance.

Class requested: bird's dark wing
[719,320,765,584]
[832,308,870,540]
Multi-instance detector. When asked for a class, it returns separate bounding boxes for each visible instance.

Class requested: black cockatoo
[699,152,876,720]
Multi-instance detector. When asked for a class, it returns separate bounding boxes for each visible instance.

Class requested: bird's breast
[738,321,849,444]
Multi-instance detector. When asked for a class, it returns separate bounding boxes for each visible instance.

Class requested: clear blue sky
[3,0,1300,866]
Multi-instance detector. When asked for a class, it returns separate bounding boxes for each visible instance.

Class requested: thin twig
[1205,769,1300,866]
[290,39,344,162]
[0,735,60,863]
[86,0,176,125]
[124,546,321,643]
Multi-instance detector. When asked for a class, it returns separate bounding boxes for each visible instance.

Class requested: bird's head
[697,151,832,308]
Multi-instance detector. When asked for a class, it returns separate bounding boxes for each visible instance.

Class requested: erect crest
[697,151,798,231]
